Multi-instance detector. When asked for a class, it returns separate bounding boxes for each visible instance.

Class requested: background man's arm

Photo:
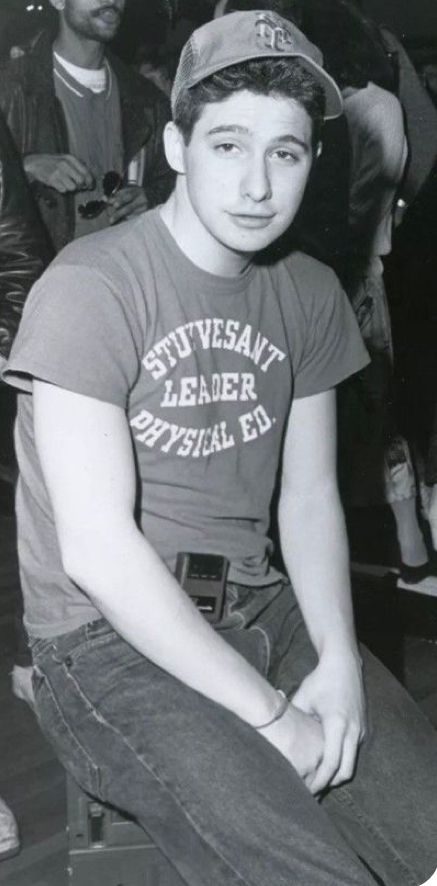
[23,153,94,193]
[278,389,366,794]
[33,380,324,785]
[0,112,53,365]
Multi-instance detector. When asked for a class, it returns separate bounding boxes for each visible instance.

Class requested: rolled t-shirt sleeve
[3,263,141,408]
[293,273,369,399]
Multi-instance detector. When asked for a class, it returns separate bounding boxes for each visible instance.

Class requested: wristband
[254,690,288,730]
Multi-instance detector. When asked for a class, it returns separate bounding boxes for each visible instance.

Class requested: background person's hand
[24,153,94,193]
[426,483,437,550]
[260,702,324,792]
[108,185,148,224]
[292,649,367,795]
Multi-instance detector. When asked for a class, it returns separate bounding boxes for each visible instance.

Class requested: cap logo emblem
[255,12,294,52]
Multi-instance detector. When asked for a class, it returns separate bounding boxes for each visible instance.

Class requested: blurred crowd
[1,0,437,863]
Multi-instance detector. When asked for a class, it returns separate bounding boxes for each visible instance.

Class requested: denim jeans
[30,579,437,886]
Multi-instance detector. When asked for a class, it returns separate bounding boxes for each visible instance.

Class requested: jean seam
[247,624,271,674]
[224,585,246,629]
[63,665,257,886]
[29,638,56,659]
[64,631,118,664]
[34,663,101,796]
[333,787,418,886]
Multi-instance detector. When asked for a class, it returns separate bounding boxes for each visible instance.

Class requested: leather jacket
[0,31,174,253]
[0,109,53,364]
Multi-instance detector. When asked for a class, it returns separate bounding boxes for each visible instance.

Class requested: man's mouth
[94,6,121,25]
[229,213,275,229]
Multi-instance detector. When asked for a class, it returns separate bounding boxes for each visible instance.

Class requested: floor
[0,508,67,886]
[1,497,437,886]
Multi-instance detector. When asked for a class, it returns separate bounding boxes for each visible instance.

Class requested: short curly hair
[174,56,325,148]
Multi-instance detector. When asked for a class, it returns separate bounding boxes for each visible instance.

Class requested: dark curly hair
[174,56,325,147]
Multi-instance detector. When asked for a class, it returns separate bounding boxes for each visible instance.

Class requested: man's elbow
[59,530,100,590]
[58,520,129,590]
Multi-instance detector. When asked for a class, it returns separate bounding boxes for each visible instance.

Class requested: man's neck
[160,186,253,279]
[53,31,105,70]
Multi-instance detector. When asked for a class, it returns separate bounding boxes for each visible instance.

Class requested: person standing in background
[302,0,436,589]
[0,0,173,254]
[0,0,174,704]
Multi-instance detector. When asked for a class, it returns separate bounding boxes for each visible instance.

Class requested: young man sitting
[4,12,437,885]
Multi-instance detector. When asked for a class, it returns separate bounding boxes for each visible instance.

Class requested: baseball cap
[171,10,343,120]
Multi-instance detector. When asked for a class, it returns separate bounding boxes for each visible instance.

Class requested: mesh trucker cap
[171,10,343,120]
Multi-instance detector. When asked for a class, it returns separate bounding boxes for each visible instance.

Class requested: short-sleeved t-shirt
[4,208,369,638]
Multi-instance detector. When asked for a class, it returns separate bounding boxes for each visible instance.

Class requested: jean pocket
[61,619,118,666]
[29,635,55,659]
[84,618,117,644]
[32,663,101,796]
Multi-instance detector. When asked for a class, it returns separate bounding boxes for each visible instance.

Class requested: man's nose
[241,156,272,202]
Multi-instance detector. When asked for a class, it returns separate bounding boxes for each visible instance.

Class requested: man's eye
[214,143,239,154]
[272,149,300,163]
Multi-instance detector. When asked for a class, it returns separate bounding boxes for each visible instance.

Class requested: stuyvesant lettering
[142,319,286,380]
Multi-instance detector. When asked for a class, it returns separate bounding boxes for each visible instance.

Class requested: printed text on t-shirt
[130,318,286,458]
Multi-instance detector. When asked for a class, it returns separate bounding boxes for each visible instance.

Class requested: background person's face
[60,0,125,42]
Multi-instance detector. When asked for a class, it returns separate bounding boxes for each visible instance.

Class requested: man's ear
[163,121,186,175]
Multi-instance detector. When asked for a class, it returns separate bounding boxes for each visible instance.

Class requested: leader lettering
[161,372,257,408]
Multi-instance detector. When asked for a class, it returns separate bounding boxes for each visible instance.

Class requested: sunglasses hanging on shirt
[78,170,122,219]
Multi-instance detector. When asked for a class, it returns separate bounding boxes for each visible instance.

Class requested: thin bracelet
[254,690,289,730]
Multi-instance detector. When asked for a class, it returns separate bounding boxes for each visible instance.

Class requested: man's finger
[109,190,148,223]
[310,715,346,795]
[62,157,94,190]
[110,189,135,209]
[291,682,315,717]
[63,154,93,179]
[110,186,146,209]
[53,170,86,193]
[330,726,361,787]
[57,160,93,191]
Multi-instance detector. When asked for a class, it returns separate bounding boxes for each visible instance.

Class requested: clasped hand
[262,651,366,796]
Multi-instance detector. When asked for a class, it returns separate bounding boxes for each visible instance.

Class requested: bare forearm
[278,480,358,660]
[63,522,279,727]
[279,481,366,794]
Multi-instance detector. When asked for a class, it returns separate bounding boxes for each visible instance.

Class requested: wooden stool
[66,774,186,885]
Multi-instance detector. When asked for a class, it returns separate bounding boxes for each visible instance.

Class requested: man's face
[178,89,314,265]
[57,0,125,43]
